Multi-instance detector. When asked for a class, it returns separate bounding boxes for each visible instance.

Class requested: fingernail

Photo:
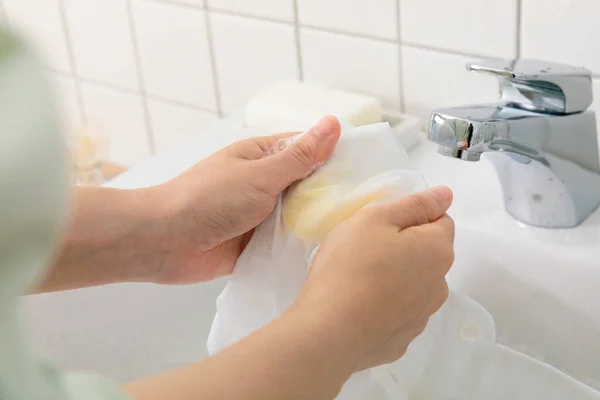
[310,115,338,139]
[429,186,453,204]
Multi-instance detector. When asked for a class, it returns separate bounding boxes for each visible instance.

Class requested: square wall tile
[522,0,600,74]
[148,99,218,152]
[210,12,298,113]
[63,0,139,90]
[402,46,498,122]
[207,0,294,22]
[4,0,72,72]
[132,1,216,110]
[301,28,400,109]
[297,0,397,40]
[80,83,150,166]
[50,74,82,133]
[401,0,517,58]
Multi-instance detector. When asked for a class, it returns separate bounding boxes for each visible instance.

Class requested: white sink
[23,126,600,391]
[412,139,600,390]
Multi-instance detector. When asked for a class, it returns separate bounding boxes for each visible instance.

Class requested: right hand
[292,186,455,371]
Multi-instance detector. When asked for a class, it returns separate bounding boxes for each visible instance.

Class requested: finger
[381,186,453,229]
[411,215,455,276]
[252,131,302,154]
[428,214,455,243]
[260,115,342,191]
[225,131,301,161]
[426,280,449,315]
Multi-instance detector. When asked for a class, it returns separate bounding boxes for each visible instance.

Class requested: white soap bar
[244,81,382,132]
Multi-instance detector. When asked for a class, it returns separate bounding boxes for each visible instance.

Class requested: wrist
[38,186,167,292]
[289,291,378,372]
[120,184,180,282]
[283,303,363,378]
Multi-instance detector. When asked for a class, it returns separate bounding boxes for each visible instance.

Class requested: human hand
[146,116,341,284]
[291,186,455,371]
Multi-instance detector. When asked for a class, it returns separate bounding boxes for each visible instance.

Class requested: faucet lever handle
[467,59,593,115]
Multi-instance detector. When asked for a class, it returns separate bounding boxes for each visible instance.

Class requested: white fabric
[207,122,600,399]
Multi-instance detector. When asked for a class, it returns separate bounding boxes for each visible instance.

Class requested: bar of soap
[244,81,382,132]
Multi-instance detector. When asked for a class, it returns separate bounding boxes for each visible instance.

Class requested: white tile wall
[148,99,218,151]
[164,0,205,6]
[402,46,498,122]
[131,0,216,110]
[207,0,294,22]
[297,0,397,40]
[63,0,139,90]
[80,83,150,166]
[401,0,518,58]
[210,12,298,113]
[5,0,600,167]
[521,0,600,74]
[301,28,401,108]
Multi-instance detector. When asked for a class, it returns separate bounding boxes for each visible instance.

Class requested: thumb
[382,186,454,229]
[264,115,341,191]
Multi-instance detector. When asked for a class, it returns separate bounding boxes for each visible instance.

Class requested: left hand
[147,115,341,284]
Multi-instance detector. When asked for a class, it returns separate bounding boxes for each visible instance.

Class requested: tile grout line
[515,0,522,58]
[49,68,223,114]
[145,94,219,114]
[57,0,86,126]
[292,0,304,81]
[396,0,405,113]
[208,8,396,43]
[63,62,600,93]
[209,6,289,24]
[147,0,206,11]
[204,9,224,118]
[403,41,494,61]
[125,0,157,155]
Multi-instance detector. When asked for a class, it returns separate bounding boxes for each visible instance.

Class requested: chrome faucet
[428,59,600,228]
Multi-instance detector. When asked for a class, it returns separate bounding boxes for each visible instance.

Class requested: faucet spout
[426,57,600,228]
[437,145,481,161]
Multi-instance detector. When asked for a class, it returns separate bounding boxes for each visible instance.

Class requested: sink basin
[23,126,600,391]
[450,227,600,390]
[412,139,600,390]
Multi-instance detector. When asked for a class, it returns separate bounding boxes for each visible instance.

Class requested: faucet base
[486,152,600,228]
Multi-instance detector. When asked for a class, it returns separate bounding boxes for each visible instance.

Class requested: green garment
[0,26,127,400]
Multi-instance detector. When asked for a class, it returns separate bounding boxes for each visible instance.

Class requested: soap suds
[264,136,296,157]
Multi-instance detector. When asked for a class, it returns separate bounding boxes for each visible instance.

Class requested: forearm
[33,186,166,293]
[124,308,358,400]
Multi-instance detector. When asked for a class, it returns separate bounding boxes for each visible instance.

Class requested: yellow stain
[283,174,387,240]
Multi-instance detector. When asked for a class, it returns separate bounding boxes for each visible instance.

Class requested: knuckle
[290,141,315,167]
[361,205,386,222]
[386,344,409,364]
[408,196,431,225]
[439,282,450,303]
[441,245,455,266]
[431,283,449,313]
[415,319,429,335]
[446,214,456,233]
[397,346,408,359]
